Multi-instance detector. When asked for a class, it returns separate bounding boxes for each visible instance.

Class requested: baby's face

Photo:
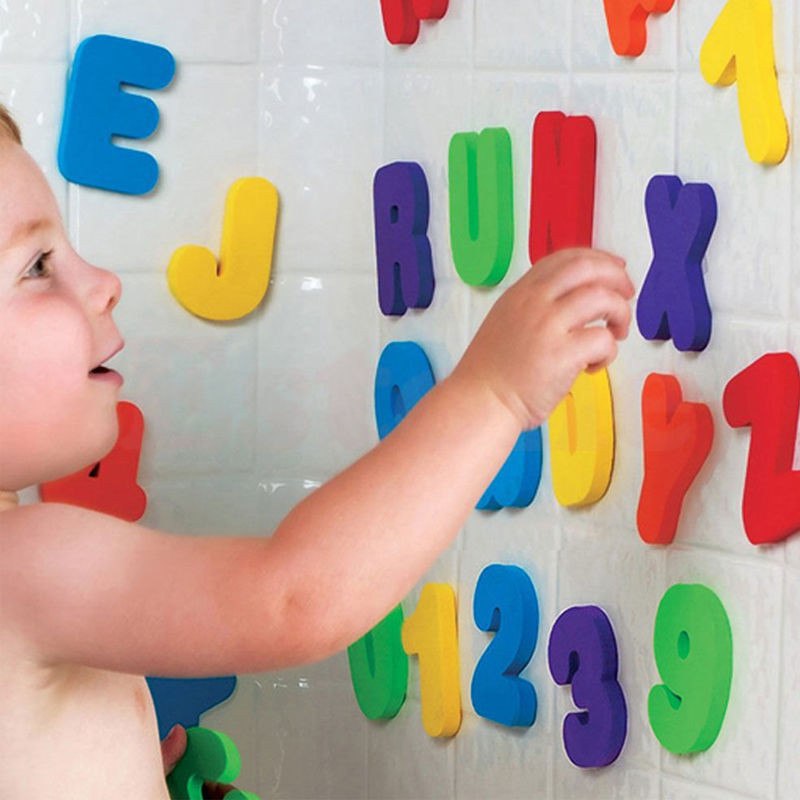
[0,140,125,491]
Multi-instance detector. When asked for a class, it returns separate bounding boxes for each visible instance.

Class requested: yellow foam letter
[168,177,279,320]
[699,0,789,165]
[401,583,461,737]
[549,368,615,507]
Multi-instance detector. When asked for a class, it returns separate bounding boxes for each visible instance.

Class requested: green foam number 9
[166,726,260,800]
[448,127,514,286]
[648,583,733,754]
[347,604,408,719]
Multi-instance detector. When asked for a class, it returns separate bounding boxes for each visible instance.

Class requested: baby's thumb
[161,723,188,775]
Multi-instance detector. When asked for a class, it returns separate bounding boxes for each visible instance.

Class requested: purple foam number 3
[547,605,628,768]
[373,161,435,316]
[636,175,717,352]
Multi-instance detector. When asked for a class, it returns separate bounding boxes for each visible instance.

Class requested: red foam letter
[380,0,449,45]
[723,352,800,544]
[40,401,147,521]
[602,0,676,57]
[637,374,713,545]
[529,111,596,265]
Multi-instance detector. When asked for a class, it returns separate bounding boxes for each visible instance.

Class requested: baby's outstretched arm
[0,248,632,678]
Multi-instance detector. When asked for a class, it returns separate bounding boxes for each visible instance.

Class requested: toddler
[0,104,634,797]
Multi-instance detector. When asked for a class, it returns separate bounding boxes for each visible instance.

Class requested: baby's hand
[451,248,634,430]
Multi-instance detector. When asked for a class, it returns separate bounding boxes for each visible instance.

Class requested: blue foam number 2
[471,564,539,727]
[58,34,175,195]
[547,605,628,768]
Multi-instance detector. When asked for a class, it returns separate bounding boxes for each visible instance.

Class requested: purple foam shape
[547,605,628,768]
[373,161,435,316]
[636,175,717,352]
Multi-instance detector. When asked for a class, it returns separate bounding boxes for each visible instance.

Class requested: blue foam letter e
[58,34,176,195]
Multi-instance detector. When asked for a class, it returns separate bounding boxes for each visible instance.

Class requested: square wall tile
[262,0,383,66]
[661,549,782,798]
[71,64,259,275]
[777,568,800,798]
[260,65,383,275]
[0,0,69,61]
[677,70,792,318]
[663,774,760,800]
[109,273,259,479]
[475,0,569,71]
[74,0,260,63]
[256,272,379,478]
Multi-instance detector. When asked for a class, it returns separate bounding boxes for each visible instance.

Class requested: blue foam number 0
[547,605,628,768]
[471,564,539,727]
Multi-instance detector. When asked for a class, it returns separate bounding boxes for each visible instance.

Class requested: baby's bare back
[1,626,169,798]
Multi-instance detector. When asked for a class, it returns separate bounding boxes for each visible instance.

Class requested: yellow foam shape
[699,0,789,165]
[549,368,615,508]
[401,583,462,738]
[167,177,279,320]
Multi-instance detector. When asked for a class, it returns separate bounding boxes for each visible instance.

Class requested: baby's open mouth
[89,366,111,375]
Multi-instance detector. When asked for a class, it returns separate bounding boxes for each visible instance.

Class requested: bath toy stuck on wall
[58,34,175,195]
[602,0,676,57]
[380,0,449,45]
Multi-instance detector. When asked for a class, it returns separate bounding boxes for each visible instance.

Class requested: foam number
[147,676,237,740]
[380,0,449,45]
[648,584,733,753]
[167,177,278,321]
[476,428,543,510]
[448,127,514,287]
[601,0,676,57]
[471,565,539,728]
[167,726,260,800]
[637,374,714,545]
[373,162,435,316]
[40,401,147,521]
[58,34,175,195]
[374,341,436,440]
[547,606,628,768]
[347,605,408,720]
[723,352,800,544]
[549,368,615,507]
[529,111,596,266]
[402,583,462,737]
[636,176,716,352]
[700,0,789,165]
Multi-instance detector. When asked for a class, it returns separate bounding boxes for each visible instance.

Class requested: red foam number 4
[380,0,449,45]
[637,374,714,545]
[602,0,676,57]
[723,352,800,545]
[40,401,147,521]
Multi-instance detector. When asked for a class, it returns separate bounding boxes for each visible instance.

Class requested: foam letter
[373,162,435,316]
[529,111,596,266]
[471,565,539,727]
[40,401,147,521]
[448,127,514,286]
[476,428,543,510]
[167,177,278,321]
[147,677,237,740]
[602,0,676,57]
[700,0,789,165]
[549,368,615,507]
[548,605,628,768]
[648,584,732,754]
[402,583,461,737]
[637,374,714,545]
[723,352,800,544]
[636,176,716,352]
[58,34,175,195]
[380,0,449,45]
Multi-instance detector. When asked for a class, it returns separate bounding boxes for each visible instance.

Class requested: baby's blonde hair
[0,103,21,144]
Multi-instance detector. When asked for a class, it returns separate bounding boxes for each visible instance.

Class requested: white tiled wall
[4,1,800,798]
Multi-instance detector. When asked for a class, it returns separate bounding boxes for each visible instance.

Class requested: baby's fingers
[539,249,633,301]
[558,285,632,340]
[572,326,619,373]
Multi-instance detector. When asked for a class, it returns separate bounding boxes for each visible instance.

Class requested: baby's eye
[23,251,54,280]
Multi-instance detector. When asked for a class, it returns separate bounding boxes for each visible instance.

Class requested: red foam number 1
[380,0,449,45]
[723,352,800,544]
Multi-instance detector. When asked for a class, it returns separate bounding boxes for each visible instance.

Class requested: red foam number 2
[723,352,800,544]
[380,0,449,45]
